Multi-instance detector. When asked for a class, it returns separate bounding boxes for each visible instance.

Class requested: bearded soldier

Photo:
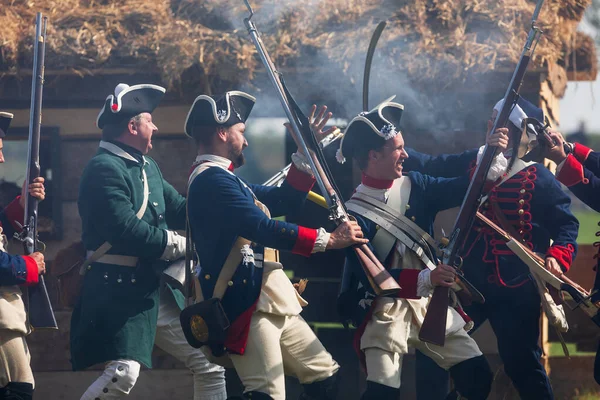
[0,112,46,400]
[335,100,512,399]
[71,84,226,400]
[419,97,579,400]
[181,91,367,400]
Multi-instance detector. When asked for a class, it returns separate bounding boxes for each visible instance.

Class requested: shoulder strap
[346,199,438,271]
[80,168,149,274]
[350,192,438,251]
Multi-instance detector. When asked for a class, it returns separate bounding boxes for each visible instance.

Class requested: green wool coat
[70,142,186,370]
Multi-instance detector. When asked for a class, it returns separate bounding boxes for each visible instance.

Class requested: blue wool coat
[187,160,317,354]
[341,171,469,324]
[463,162,578,294]
[556,143,600,212]
[405,148,477,178]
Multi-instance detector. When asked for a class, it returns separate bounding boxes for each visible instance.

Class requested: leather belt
[86,251,138,267]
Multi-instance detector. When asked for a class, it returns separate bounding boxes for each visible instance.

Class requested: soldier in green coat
[71,83,226,400]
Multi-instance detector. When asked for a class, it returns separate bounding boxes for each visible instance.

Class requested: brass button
[406,204,410,210]
[520,221,525,226]
[204,274,211,280]
[520,189,526,194]
[281,228,286,233]
[104,273,108,280]
[227,281,234,287]
[158,215,164,220]
[518,209,524,215]
[375,225,380,230]
[411,216,416,221]
[519,199,525,205]
[243,279,247,284]
[290,230,295,235]
[484,202,489,208]
[117,278,123,284]
[131,278,136,284]
[153,202,158,207]
[87,265,92,271]
[519,230,524,235]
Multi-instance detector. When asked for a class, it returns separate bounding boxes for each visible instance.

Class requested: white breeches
[0,330,34,387]
[81,289,227,400]
[364,317,482,389]
[229,312,340,400]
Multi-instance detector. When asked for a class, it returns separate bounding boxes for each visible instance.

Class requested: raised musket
[17,13,58,330]
[419,0,546,346]
[243,0,400,296]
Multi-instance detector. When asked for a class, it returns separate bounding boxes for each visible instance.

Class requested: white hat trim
[0,112,14,119]
[96,84,166,129]
[184,90,256,136]
[493,99,527,130]
[336,101,405,164]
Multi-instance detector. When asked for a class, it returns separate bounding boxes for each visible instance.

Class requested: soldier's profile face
[373,133,408,179]
[227,122,248,168]
[134,112,158,154]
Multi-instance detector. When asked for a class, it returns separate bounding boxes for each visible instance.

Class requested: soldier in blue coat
[335,100,512,399]
[0,111,47,400]
[72,84,226,400]
[543,131,600,385]
[420,97,580,400]
[182,91,368,400]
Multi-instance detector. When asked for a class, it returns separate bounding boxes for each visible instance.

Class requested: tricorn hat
[0,112,14,138]
[96,83,166,129]
[337,99,404,164]
[493,96,545,131]
[184,91,256,137]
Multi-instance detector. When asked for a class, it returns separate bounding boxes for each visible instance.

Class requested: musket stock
[419,0,545,346]
[243,0,400,296]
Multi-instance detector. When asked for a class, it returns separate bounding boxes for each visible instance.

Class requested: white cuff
[161,230,186,261]
[312,228,330,253]
[291,152,314,177]
[477,145,508,181]
[417,269,434,297]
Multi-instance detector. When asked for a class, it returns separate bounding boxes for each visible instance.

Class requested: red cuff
[546,244,575,271]
[286,164,316,192]
[573,143,593,164]
[291,226,318,257]
[396,269,421,299]
[4,197,25,232]
[22,255,40,286]
[557,155,586,187]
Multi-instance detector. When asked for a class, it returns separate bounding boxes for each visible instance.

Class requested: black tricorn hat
[0,112,14,138]
[96,83,166,129]
[184,91,256,137]
[336,98,404,164]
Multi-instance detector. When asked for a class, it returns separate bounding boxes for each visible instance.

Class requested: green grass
[574,210,600,245]
[548,342,596,357]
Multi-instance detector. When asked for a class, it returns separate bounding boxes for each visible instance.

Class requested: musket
[243,0,400,296]
[419,0,545,346]
[17,13,58,330]
[476,212,600,326]
[262,128,343,187]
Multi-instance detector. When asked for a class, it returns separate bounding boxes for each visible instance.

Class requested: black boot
[0,382,34,400]
[360,381,399,400]
[299,373,340,400]
[448,355,492,400]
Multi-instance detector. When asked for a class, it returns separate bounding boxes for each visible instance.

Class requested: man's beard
[228,145,245,168]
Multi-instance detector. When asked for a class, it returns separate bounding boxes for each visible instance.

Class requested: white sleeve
[291,152,314,177]
[417,269,435,297]
[312,228,330,253]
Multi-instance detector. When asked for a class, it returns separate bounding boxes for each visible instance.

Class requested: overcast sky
[559,19,600,134]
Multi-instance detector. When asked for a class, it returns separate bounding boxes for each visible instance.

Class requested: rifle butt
[418,286,449,346]
[354,245,400,296]
[27,276,58,329]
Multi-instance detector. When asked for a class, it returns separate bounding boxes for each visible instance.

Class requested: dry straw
[0,0,594,94]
